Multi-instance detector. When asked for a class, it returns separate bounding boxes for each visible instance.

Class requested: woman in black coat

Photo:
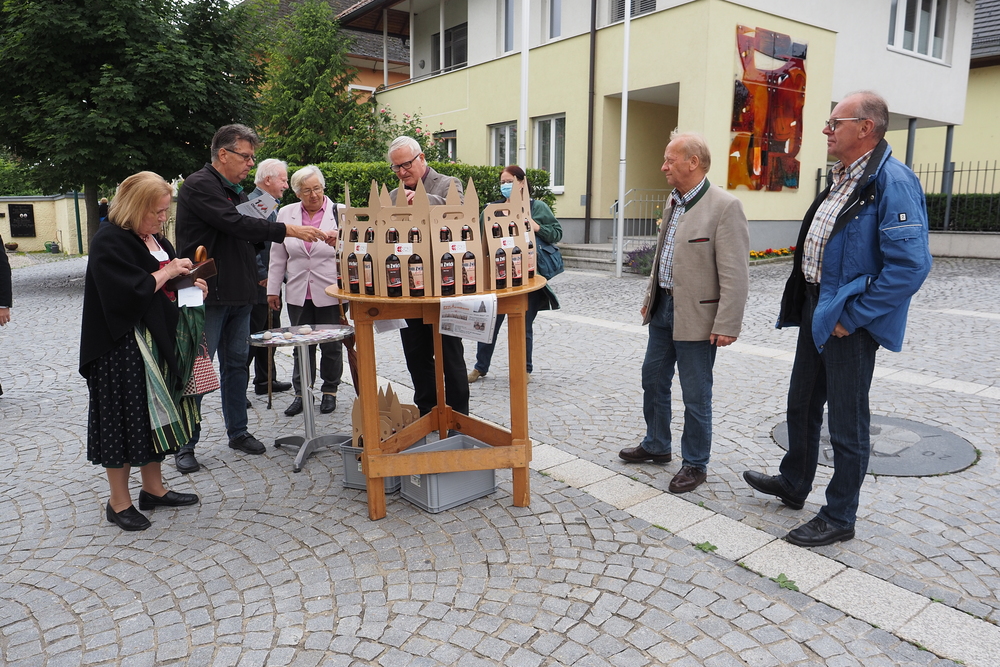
[80,172,206,531]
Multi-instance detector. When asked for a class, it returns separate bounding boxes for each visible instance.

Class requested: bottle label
[511,253,522,279]
[409,264,424,290]
[364,263,374,287]
[386,261,402,288]
[462,258,476,285]
[441,262,456,287]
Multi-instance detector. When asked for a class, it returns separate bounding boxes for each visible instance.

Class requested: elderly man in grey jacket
[386,136,470,417]
[619,131,750,495]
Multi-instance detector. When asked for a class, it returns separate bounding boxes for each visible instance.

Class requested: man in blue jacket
[743,91,932,547]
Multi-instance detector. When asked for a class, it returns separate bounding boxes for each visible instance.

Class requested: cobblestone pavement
[1,253,997,666]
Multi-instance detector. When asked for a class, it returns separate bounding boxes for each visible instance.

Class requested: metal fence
[610,188,669,251]
[816,161,1000,231]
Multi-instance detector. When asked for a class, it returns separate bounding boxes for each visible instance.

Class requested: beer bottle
[511,246,523,287]
[408,227,421,243]
[386,227,399,244]
[440,227,452,242]
[440,252,456,296]
[347,253,360,293]
[462,251,476,294]
[363,252,375,295]
[386,254,402,297]
[408,254,425,297]
[494,248,507,290]
[508,221,518,237]
[364,227,375,243]
[348,227,359,243]
[491,222,503,238]
[527,237,535,280]
[460,225,474,241]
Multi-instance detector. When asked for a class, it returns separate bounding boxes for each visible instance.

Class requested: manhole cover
[771,416,977,476]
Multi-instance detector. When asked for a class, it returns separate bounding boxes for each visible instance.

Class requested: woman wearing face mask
[469,165,562,384]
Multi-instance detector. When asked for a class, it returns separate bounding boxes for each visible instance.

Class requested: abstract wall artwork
[728,25,807,192]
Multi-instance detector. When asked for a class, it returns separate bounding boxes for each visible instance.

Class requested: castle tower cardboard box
[428,179,483,296]
[339,182,383,297]
[376,180,433,297]
[481,181,536,290]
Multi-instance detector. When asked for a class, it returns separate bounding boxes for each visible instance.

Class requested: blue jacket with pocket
[776,140,932,353]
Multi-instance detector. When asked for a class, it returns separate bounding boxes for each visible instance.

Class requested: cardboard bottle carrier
[338,177,536,298]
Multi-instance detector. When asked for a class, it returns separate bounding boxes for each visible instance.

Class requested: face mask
[500,182,514,199]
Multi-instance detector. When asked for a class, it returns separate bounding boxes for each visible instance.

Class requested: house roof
[972,0,1000,61]
[277,0,408,63]
[336,0,411,41]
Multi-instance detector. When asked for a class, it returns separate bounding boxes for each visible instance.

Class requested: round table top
[248,323,354,348]
[325,275,547,305]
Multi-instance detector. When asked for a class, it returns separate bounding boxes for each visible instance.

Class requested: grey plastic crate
[340,442,402,494]
[399,434,497,513]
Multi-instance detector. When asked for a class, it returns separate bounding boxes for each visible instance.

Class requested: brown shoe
[619,445,672,463]
[468,369,484,383]
[669,466,707,493]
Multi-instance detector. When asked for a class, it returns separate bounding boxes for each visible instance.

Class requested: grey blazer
[641,181,750,341]
[390,166,464,205]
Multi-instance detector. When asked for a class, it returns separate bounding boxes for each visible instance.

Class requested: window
[611,0,656,23]
[504,0,514,52]
[434,130,457,161]
[888,0,949,59]
[550,0,561,39]
[491,122,517,167]
[431,23,468,72]
[534,114,565,189]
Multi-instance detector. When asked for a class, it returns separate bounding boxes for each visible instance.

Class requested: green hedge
[925,193,1000,232]
[249,163,555,214]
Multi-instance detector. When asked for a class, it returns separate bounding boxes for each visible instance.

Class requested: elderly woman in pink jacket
[267,165,344,417]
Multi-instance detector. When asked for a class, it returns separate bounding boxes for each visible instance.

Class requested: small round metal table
[248,323,354,472]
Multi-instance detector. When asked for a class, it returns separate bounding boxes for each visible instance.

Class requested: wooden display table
[326,277,546,520]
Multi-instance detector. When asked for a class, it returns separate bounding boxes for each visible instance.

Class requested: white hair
[290,165,326,194]
[254,158,288,184]
[387,136,422,163]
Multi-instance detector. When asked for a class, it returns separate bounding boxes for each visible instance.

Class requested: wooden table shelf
[326,277,546,520]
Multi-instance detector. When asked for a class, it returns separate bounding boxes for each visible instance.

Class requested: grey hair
[848,90,890,141]
[290,165,326,194]
[387,135,422,163]
[210,124,260,162]
[669,130,712,172]
[254,158,288,184]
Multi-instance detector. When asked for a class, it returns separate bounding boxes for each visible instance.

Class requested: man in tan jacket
[619,131,750,494]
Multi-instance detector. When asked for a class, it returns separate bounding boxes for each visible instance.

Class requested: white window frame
[534,114,565,193]
[611,0,656,23]
[887,0,950,62]
[549,0,562,40]
[503,0,515,53]
[434,130,457,161]
[490,122,518,167]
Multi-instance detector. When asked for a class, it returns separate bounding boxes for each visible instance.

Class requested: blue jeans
[475,290,542,374]
[779,288,879,529]
[183,304,252,449]
[640,293,717,471]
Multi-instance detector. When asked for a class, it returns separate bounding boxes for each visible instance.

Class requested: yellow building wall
[885,65,1000,175]
[378,0,836,226]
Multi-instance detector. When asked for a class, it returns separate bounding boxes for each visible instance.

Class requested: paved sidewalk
[1,254,997,665]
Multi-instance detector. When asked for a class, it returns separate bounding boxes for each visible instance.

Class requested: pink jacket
[267,199,342,307]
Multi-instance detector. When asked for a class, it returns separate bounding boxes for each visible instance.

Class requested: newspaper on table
[438,294,498,344]
[236,193,279,220]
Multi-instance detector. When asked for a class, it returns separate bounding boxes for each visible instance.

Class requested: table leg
[431,319,449,440]
[506,293,531,507]
[296,344,317,442]
[354,315,387,520]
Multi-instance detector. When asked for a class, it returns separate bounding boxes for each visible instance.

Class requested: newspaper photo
[438,294,498,343]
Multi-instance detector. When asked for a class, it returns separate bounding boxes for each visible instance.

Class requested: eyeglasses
[300,186,324,196]
[225,148,256,163]
[824,117,866,132]
[390,154,421,173]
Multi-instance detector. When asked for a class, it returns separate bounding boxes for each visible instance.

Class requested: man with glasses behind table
[743,91,931,546]
[174,124,329,474]
[386,136,470,417]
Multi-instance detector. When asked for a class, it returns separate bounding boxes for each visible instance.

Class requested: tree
[257,0,361,164]
[0,0,271,242]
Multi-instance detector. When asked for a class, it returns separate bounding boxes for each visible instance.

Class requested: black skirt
[86,332,170,467]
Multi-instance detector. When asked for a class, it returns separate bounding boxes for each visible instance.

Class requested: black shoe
[284,397,303,417]
[246,398,252,409]
[618,445,672,463]
[255,380,293,395]
[320,394,337,414]
[106,503,151,531]
[138,490,200,511]
[175,449,200,474]
[742,470,805,510]
[229,433,266,455]
[786,517,855,547]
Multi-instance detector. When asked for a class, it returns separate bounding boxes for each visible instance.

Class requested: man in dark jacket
[174,124,327,473]
[0,235,10,396]
[742,92,931,546]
